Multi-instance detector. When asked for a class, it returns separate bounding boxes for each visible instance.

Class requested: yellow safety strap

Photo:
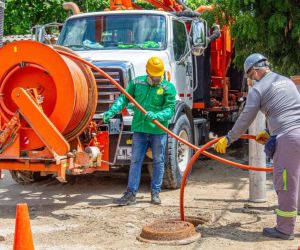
[283,168,287,191]
[275,209,297,218]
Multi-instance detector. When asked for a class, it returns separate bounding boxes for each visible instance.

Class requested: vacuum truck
[0,1,244,188]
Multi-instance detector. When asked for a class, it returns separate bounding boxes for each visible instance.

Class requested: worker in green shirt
[103,57,177,205]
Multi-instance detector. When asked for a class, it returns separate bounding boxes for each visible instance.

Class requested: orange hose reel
[0,41,97,151]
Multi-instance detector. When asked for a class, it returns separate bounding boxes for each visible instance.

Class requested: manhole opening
[184,216,209,227]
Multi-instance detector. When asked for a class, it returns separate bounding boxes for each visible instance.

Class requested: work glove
[256,129,270,145]
[214,136,229,154]
[102,111,114,123]
[145,111,157,122]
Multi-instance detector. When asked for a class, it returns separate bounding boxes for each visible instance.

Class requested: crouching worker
[214,53,300,240]
[102,57,176,205]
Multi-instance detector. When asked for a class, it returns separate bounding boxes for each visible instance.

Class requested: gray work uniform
[227,72,300,235]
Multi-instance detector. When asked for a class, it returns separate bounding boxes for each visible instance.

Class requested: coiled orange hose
[56,50,273,221]
[0,41,97,150]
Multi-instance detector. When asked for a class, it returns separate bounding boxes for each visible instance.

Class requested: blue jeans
[127,132,167,194]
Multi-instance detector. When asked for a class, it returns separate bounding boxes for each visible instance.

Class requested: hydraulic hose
[56,50,273,221]
[207,24,221,44]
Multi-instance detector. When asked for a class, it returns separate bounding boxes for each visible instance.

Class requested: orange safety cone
[13,203,35,250]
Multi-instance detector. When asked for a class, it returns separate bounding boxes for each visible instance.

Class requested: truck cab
[57,10,205,106]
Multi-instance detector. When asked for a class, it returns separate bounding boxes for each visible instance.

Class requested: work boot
[114,191,136,206]
[151,192,161,205]
[263,227,294,240]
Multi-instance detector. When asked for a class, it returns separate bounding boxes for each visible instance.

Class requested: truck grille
[93,68,125,114]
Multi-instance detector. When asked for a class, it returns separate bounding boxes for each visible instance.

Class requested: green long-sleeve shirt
[107,75,177,134]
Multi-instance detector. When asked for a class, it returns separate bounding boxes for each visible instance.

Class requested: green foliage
[135,0,155,9]
[74,0,109,12]
[185,0,210,10]
[4,0,64,35]
[206,0,300,75]
[3,0,109,35]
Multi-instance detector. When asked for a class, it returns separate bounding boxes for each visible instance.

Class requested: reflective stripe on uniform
[158,84,169,90]
[283,168,287,191]
[134,79,147,85]
[275,209,297,218]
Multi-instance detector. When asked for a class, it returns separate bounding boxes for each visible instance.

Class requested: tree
[4,0,109,35]
[201,0,300,75]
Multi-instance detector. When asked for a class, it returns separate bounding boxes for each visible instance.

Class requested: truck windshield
[58,14,166,50]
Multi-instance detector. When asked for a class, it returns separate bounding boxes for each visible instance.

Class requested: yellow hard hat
[146,57,165,77]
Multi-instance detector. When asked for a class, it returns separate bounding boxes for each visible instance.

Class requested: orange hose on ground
[56,50,273,221]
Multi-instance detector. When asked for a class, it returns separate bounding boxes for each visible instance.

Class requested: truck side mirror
[191,20,207,48]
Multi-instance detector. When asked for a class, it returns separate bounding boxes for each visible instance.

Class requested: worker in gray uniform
[214,53,300,240]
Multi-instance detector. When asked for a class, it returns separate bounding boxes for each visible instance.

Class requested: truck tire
[10,170,52,184]
[163,114,193,189]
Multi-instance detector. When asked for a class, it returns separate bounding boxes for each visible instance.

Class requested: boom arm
[109,0,185,11]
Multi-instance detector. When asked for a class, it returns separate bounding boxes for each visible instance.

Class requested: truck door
[172,19,193,108]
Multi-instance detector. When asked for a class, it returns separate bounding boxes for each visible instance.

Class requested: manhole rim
[140,219,199,242]
[137,231,201,245]
[142,220,195,236]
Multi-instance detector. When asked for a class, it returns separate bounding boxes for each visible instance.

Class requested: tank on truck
[194,6,246,138]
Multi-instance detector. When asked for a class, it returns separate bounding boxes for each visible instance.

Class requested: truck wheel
[163,114,193,189]
[10,170,52,184]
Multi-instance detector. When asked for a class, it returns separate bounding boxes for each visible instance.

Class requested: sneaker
[114,191,136,206]
[151,192,161,205]
[263,227,294,240]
